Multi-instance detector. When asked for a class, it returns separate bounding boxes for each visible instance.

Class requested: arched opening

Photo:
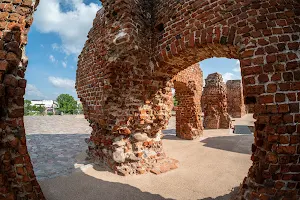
[22,0,100,182]
[1,1,300,199]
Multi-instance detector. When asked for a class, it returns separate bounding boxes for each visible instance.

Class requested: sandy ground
[36,115,254,200]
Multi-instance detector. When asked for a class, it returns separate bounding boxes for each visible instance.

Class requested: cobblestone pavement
[26,134,89,180]
[25,115,92,180]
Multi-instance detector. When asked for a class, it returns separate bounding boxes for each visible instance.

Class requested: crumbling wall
[172,63,203,140]
[0,0,45,199]
[76,1,178,176]
[226,80,246,118]
[202,73,232,129]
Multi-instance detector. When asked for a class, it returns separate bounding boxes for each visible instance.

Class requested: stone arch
[150,1,300,199]
[172,63,203,140]
[0,1,299,200]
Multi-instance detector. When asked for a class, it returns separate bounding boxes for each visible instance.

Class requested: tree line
[24,94,83,116]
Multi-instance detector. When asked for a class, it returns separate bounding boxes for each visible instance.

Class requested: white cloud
[48,76,75,90]
[52,43,60,51]
[222,72,240,82]
[49,55,56,63]
[62,61,67,68]
[34,0,101,55]
[233,60,241,72]
[26,84,46,98]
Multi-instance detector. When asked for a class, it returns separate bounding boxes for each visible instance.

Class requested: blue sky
[24,0,241,100]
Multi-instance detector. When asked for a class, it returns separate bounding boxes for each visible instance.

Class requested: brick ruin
[202,73,232,129]
[0,0,45,199]
[0,0,300,199]
[172,63,203,140]
[226,80,246,118]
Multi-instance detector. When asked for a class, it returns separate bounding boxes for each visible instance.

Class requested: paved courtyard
[25,115,91,180]
[24,114,254,199]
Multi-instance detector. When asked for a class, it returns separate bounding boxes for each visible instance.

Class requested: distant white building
[31,100,58,114]
[31,100,57,108]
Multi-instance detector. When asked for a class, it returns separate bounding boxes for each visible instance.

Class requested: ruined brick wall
[172,63,203,140]
[202,73,231,129]
[226,80,246,118]
[76,0,177,176]
[151,1,300,199]
[0,0,45,199]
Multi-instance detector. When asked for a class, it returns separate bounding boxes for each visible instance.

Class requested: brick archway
[172,63,203,139]
[1,0,300,199]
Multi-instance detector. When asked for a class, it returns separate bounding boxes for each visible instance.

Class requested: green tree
[173,96,179,106]
[56,94,77,114]
[32,105,46,115]
[24,100,32,115]
[77,103,83,114]
[24,100,45,115]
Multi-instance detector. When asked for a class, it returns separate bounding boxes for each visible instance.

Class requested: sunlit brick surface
[227,80,246,118]
[173,63,203,139]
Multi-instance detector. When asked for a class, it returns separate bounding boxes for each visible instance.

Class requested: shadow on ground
[200,135,252,154]
[162,129,252,155]
[162,128,176,135]
[200,187,239,200]
[40,171,172,200]
[39,170,239,200]
[26,134,89,180]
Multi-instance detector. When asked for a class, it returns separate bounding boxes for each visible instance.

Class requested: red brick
[266,55,276,63]
[283,114,293,123]
[278,104,289,113]
[259,95,274,104]
[258,74,269,83]
[290,136,300,144]
[0,60,8,71]
[241,50,254,58]
[277,146,296,154]
[271,73,281,81]
[286,93,296,101]
[3,74,18,87]
[279,135,289,144]
[242,66,262,76]
[267,84,277,93]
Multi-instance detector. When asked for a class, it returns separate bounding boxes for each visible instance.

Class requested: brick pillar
[76,2,178,175]
[172,63,203,139]
[226,80,246,118]
[237,3,300,198]
[0,1,45,199]
[202,73,232,129]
